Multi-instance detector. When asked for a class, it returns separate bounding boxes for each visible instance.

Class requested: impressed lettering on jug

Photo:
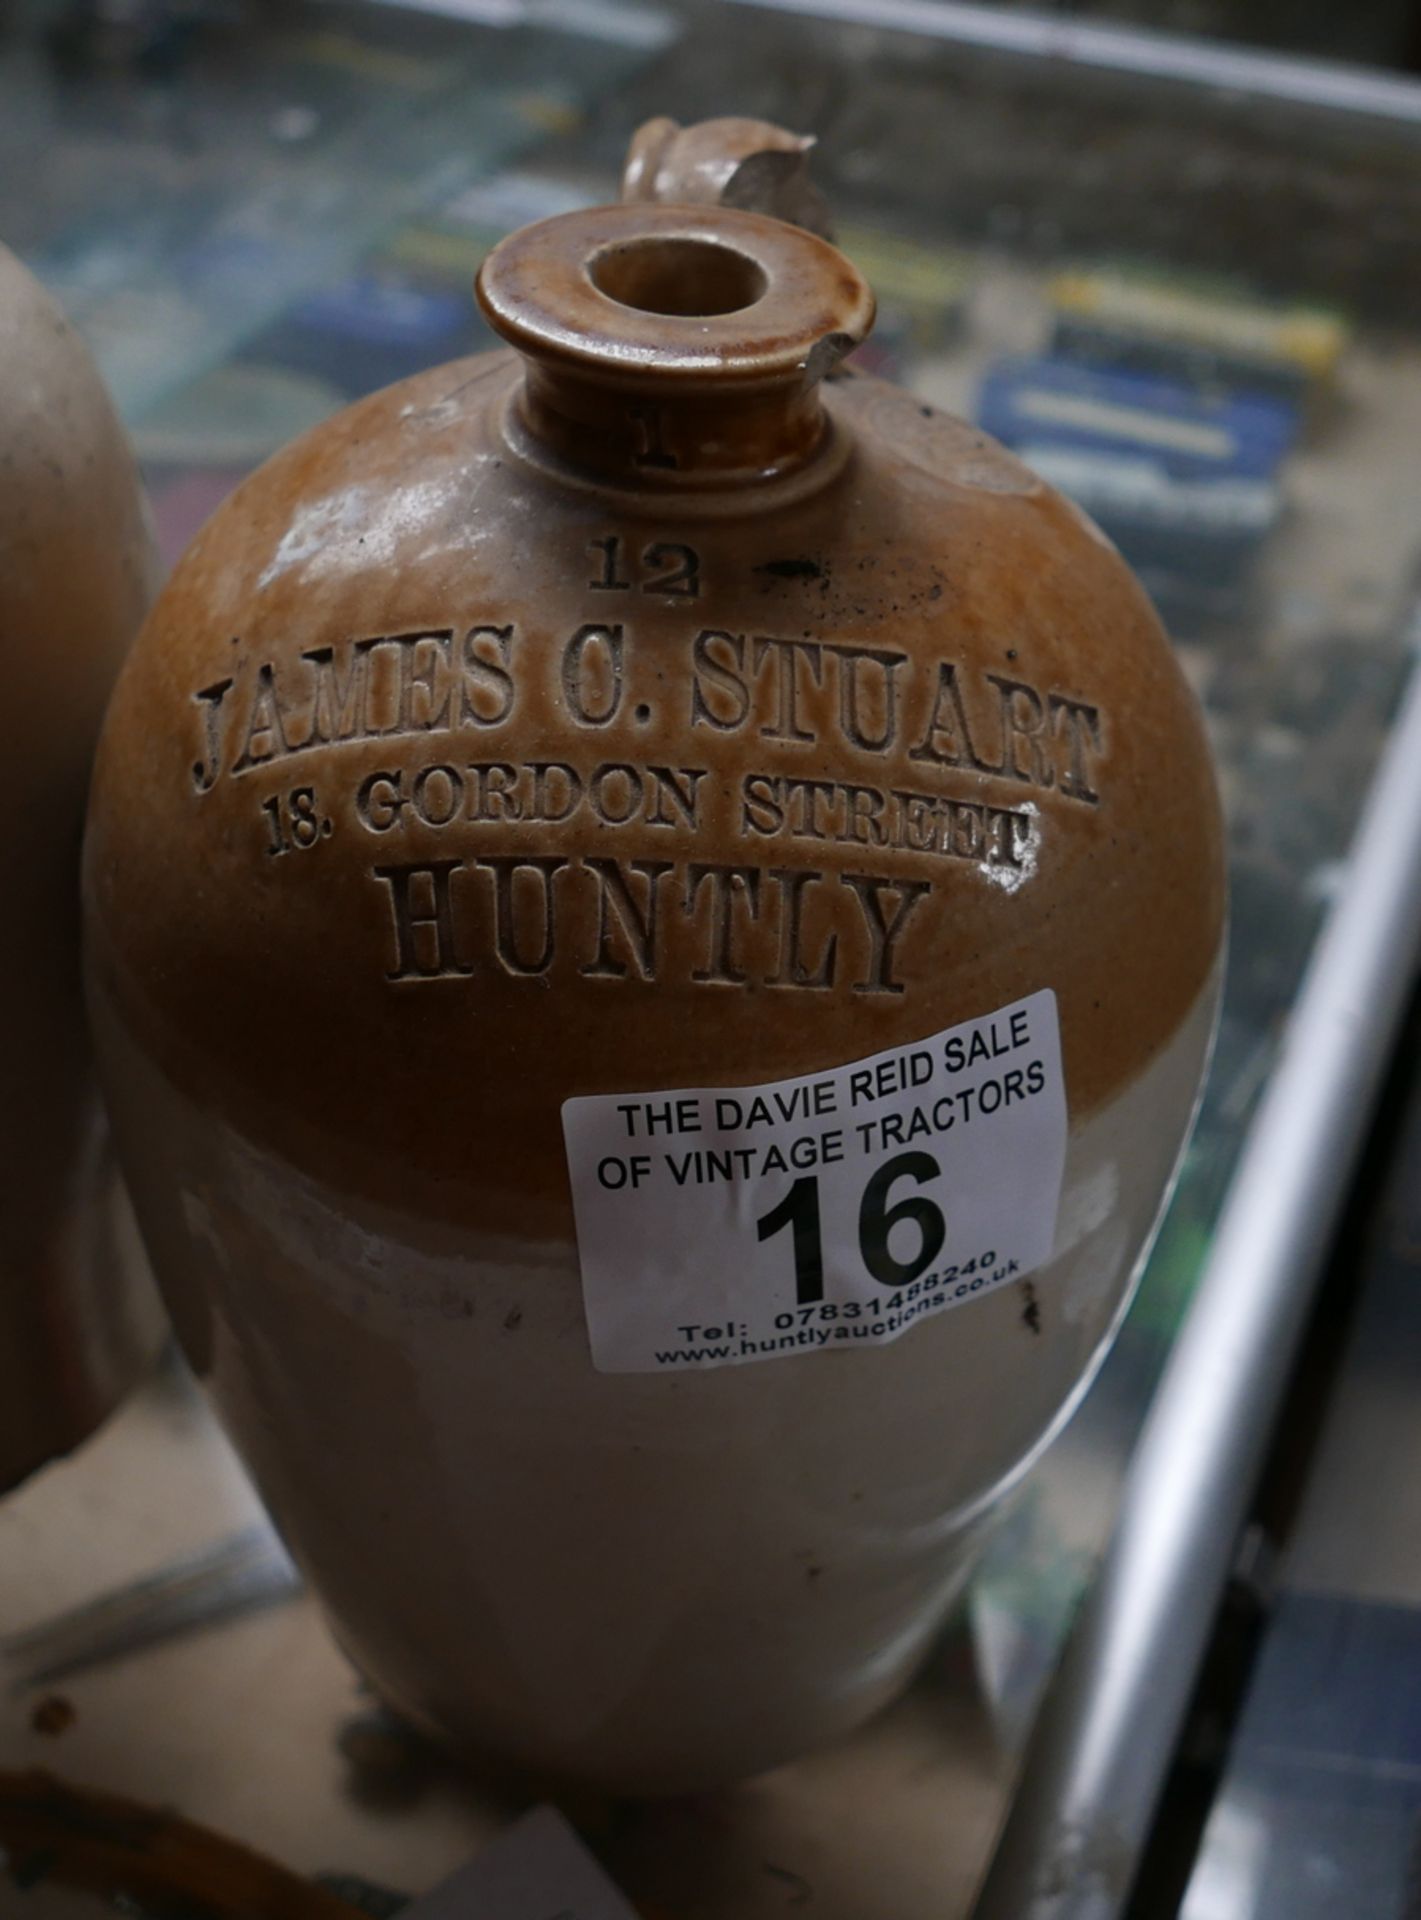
[183,538,1108,994]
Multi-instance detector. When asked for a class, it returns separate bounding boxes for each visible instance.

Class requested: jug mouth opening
[476,203,874,388]
[587,235,770,320]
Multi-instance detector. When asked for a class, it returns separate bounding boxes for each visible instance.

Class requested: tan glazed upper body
[83,204,1225,1788]
[86,210,1222,1238]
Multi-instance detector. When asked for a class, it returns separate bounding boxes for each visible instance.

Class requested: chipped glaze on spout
[477,205,871,492]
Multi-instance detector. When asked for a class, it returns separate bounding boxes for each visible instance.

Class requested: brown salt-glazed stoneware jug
[83,196,1225,1789]
[1,243,165,1493]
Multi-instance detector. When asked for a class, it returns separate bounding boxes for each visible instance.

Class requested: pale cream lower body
[96,963,1220,1794]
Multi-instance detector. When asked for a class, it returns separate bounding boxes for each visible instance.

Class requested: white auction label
[562,989,1067,1374]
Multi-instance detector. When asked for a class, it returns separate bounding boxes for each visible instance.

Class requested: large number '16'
[756,1152,947,1305]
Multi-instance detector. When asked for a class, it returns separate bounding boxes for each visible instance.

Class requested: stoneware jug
[1,242,164,1492]
[83,194,1225,1789]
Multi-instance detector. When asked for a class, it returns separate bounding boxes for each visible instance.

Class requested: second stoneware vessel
[84,192,1225,1789]
[1,242,164,1493]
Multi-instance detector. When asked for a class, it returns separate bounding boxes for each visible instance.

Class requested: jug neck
[476,205,874,493]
